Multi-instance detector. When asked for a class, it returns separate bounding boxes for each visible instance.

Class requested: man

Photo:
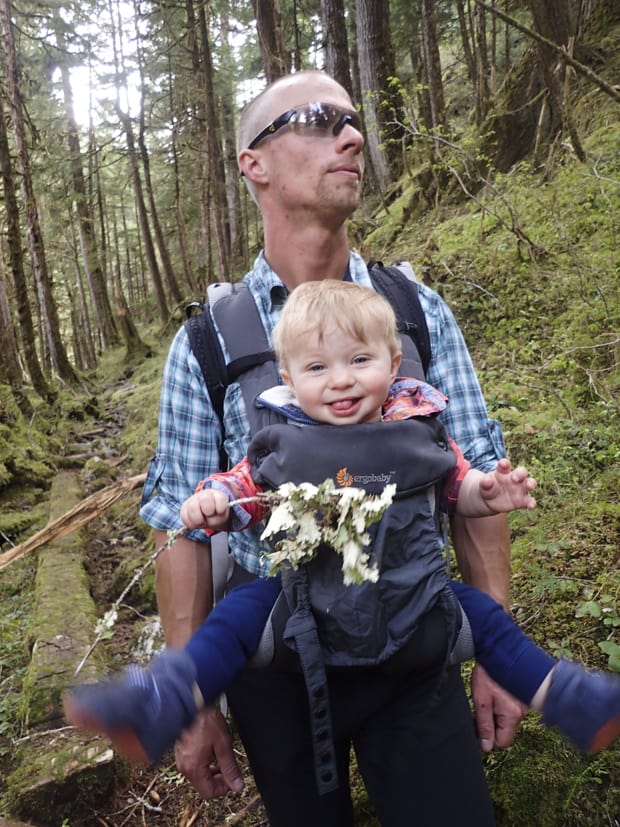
[141,70,524,826]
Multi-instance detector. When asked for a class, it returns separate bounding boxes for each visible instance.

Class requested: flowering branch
[75,480,395,675]
[259,479,396,586]
[73,527,185,676]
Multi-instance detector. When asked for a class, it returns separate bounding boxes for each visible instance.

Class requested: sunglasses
[246,101,363,150]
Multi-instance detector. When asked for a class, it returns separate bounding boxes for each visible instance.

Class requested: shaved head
[237,71,354,156]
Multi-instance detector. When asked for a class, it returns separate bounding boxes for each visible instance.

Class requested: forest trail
[2,383,273,827]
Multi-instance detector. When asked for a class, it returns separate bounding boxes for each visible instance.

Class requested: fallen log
[0,472,146,572]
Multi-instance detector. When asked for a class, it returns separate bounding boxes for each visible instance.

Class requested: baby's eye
[352,355,370,365]
[307,363,326,372]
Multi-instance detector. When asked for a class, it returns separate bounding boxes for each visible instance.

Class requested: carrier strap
[282,568,339,795]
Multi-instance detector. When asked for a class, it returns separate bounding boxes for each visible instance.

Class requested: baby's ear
[280,367,293,388]
[391,352,402,379]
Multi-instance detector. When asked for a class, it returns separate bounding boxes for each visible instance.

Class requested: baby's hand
[180,488,231,530]
[480,458,537,512]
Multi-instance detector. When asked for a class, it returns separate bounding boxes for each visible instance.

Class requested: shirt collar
[247,250,373,315]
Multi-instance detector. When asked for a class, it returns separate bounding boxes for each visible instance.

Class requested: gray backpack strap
[209,282,280,434]
[206,283,281,601]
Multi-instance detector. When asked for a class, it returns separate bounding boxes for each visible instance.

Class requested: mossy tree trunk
[480,0,617,172]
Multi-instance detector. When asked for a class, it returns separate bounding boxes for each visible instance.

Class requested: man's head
[273,280,402,425]
[237,71,365,220]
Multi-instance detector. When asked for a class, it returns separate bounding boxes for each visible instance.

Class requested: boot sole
[589,716,620,753]
[63,692,151,764]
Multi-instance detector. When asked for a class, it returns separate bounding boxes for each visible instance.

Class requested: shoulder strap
[367,261,431,380]
[184,282,280,440]
[184,299,228,424]
[185,262,431,437]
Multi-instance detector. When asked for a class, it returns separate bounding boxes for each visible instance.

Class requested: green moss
[486,725,620,826]
[3,734,124,827]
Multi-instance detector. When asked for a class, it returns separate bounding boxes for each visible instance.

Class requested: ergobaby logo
[336,467,354,487]
[335,466,395,487]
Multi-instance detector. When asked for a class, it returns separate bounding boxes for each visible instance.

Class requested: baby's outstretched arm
[180,488,231,531]
[457,458,537,517]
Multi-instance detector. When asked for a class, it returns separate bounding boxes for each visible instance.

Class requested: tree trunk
[252,0,288,82]
[456,0,477,86]
[197,2,231,281]
[0,256,34,417]
[0,90,53,402]
[186,0,212,286]
[474,2,491,122]
[355,0,404,193]
[165,50,196,294]
[106,0,168,322]
[121,115,170,322]
[68,210,98,370]
[0,0,78,386]
[132,0,184,307]
[219,20,247,277]
[110,214,152,362]
[321,0,354,98]
[420,0,446,129]
[55,23,120,350]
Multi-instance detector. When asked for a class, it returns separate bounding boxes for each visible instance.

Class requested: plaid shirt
[140,251,505,576]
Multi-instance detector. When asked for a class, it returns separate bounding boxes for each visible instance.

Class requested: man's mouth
[331,163,361,180]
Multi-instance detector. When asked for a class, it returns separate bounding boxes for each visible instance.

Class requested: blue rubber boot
[63,649,202,764]
[542,658,620,752]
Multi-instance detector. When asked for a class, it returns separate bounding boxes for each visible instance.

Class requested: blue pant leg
[450,580,555,704]
[185,574,282,704]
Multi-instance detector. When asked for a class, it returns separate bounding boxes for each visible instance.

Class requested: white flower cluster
[94,607,118,639]
[260,479,396,585]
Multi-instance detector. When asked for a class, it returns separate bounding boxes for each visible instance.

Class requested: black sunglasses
[246,101,363,150]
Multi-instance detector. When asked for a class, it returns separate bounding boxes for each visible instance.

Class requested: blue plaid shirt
[140,251,505,575]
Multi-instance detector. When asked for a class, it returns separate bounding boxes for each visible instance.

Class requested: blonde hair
[274,280,401,371]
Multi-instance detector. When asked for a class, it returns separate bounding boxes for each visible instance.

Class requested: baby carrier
[184,263,469,793]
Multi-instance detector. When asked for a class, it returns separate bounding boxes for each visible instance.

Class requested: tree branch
[0,473,146,572]
[474,0,620,104]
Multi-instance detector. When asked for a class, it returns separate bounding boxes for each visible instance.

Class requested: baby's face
[280,324,400,426]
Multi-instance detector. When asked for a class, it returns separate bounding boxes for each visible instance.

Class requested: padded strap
[368,263,430,379]
[282,568,339,795]
[210,283,280,434]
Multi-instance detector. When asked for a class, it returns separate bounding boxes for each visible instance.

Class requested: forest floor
[56,384,274,827]
[0,376,377,827]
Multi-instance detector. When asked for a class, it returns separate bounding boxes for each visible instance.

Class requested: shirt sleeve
[441,437,471,513]
[418,283,506,473]
[139,326,224,541]
[197,457,269,531]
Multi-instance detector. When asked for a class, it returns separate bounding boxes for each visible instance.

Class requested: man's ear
[391,352,402,380]
[238,148,268,184]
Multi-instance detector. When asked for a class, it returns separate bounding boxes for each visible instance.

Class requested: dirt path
[64,391,271,827]
[2,377,383,827]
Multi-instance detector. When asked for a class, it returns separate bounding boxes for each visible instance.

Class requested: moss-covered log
[3,471,120,825]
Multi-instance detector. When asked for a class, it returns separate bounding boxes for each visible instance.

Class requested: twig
[73,526,186,677]
[0,473,146,571]
[225,793,263,825]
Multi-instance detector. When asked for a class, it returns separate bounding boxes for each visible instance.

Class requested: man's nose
[335,120,365,153]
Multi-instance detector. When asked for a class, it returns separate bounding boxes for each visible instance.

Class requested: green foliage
[485,724,620,827]
[363,55,620,821]
[0,558,35,757]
